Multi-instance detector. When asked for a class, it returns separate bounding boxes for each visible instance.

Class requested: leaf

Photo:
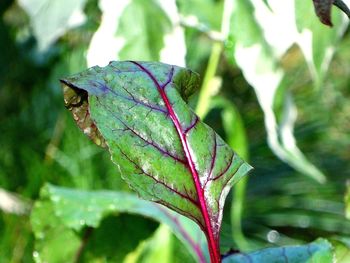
[331,239,350,263]
[123,225,175,263]
[229,0,326,183]
[31,184,208,263]
[18,0,87,51]
[87,0,172,66]
[62,84,107,148]
[333,0,350,20]
[61,61,252,262]
[176,0,224,31]
[296,0,348,85]
[31,200,81,263]
[312,0,335,26]
[208,96,248,160]
[222,239,333,263]
[346,181,350,219]
[312,0,350,26]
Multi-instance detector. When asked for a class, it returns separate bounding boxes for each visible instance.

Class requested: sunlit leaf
[123,225,175,263]
[296,0,348,84]
[331,239,350,263]
[87,0,171,66]
[18,0,87,51]
[61,61,251,261]
[229,0,326,183]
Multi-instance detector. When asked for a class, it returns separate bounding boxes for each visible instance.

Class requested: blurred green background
[0,0,349,262]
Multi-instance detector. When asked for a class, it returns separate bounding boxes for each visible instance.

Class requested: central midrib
[130,61,220,263]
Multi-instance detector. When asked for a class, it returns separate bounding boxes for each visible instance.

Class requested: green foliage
[346,182,350,220]
[31,184,207,262]
[1,0,350,262]
[223,239,333,263]
[116,0,171,60]
[17,0,88,51]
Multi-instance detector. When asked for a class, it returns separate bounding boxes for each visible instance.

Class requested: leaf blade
[222,239,333,263]
[31,184,208,263]
[61,61,252,261]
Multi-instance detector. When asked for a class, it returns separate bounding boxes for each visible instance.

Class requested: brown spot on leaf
[60,79,107,148]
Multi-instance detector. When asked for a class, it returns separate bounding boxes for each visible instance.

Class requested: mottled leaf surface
[223,239,333,263]
[61,61,251,260]
[31,184,208,263]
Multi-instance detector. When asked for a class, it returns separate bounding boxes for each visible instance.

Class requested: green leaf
[222,239,333,263]
[229,0,327,183]
[209,96,248,160]
[295,0,348,85]
[18,0,87,51]
[31,183,208,262]
[61,61,252,262]
[123,225,174,263]
[346,181,350,219]
[87,0,172,66]
[331,239,350,263]
[176,0,224,31]
[31,200,81,263]
[117,0,171,60]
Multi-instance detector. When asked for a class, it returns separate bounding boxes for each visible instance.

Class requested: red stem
[130,62,222,263]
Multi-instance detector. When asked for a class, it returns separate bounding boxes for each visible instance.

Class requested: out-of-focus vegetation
[0,0,349,262]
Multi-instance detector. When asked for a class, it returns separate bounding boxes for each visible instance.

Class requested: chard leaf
[222,239,333,263]
[61,61,252,262]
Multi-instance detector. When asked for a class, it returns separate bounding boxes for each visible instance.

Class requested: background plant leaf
[346,181,350,219]
[87,0,172,66]
[222,238,333,263]
[229,0,326,183]
[331,239,350,263]
[31,183,208,263]
[18,0,87,51]
[296,0,348,85]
